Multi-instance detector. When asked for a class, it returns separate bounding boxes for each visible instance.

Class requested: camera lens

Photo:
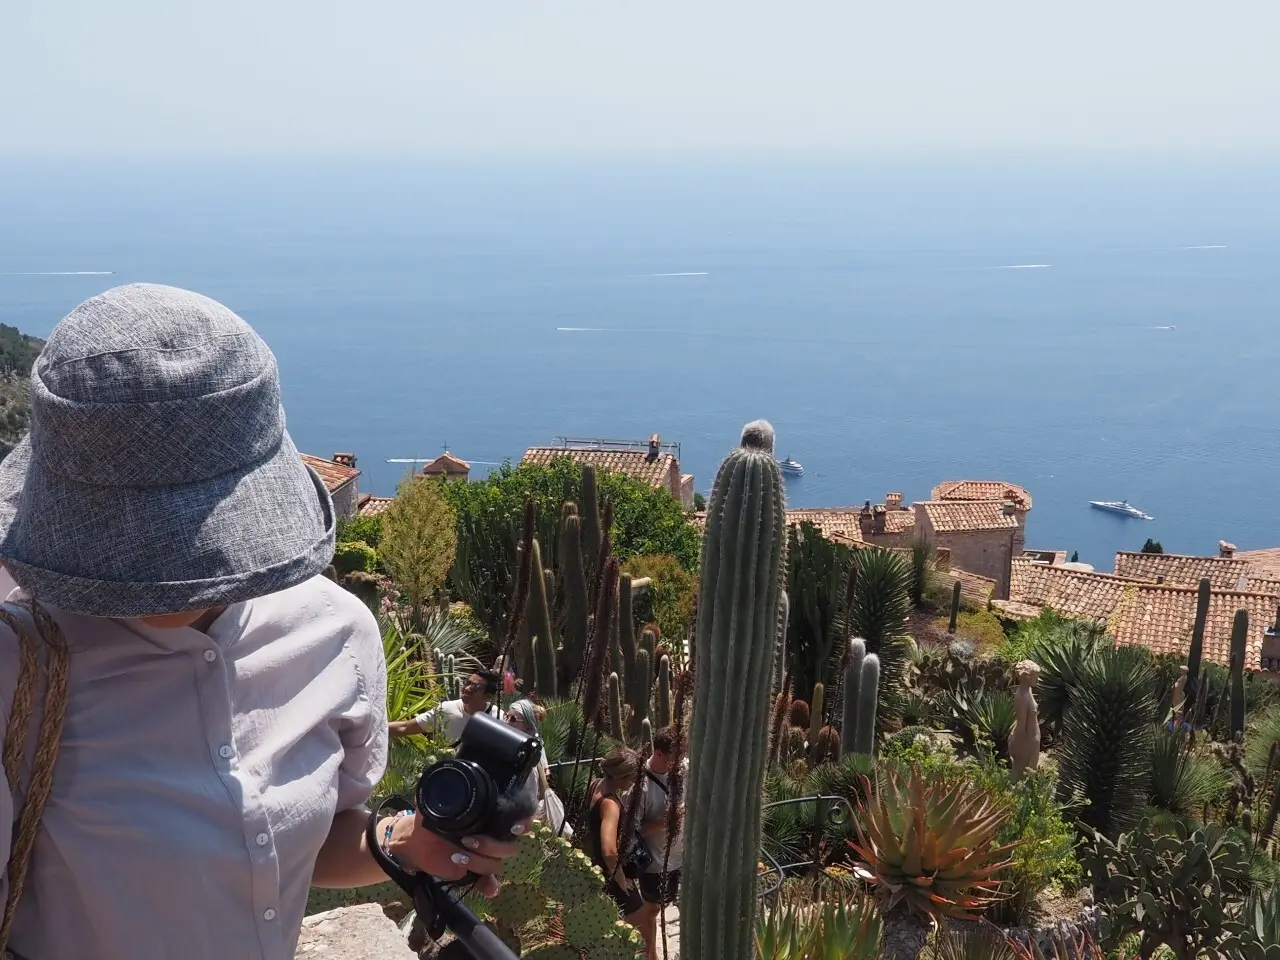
[420,766,475,820]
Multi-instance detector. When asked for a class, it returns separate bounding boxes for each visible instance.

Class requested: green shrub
[333,539,378,575]
[622,553,696,645]
[949,609,1007,651]
[336,514,384,549]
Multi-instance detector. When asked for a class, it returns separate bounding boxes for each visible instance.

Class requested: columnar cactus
[608,672,624,742]
[580,464,602,578]
[657,655,672,728]
[532,634,557,702]
[640,626,657,662]
[1185,577,1211,719]
[620,574,637,670]
[523,539,555,691]
[629,649,652,739]
[839,638,867,758]
[774,593,790,697]
[1230,609,1248,739]
[641,718,653,754]
[808,682,825,751]
[948,580,961,634]
[853,654,880,758]
[433,647,444,678]
[560,512,591,685]
[681,420,786,960]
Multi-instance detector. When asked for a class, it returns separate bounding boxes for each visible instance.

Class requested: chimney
[886,492,903,510]
[647,434,661,462]
[1001,500,1017,517]
[333,453,357,469]
[859,501,874,537]
[872,504,886,536]
[1219,540,1237,559]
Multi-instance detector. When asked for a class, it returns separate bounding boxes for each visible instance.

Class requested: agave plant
[925,923,1021,960]
[1026,620,1106,738]
[849,768,1019,921]
[942,688,1017,759]
[755,897,882,960]
[1148,727,1232,818]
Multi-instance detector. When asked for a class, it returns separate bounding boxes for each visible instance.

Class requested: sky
[1,0,1278,157]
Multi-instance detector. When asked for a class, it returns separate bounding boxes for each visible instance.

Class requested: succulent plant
[681,421,787,960]
[948,578,962,634]
[849,767,1018,921]
[465,820,643,959]
[788,698,811,730]
[853,653,879,759]
[607,671,624,742]
[754,896,882,959]
[1230,608,1248,739]
[839,638,867,759]
[628,648,651,739]
[657,654,672,728]
[559,510,591,686]
[1183,577,1211,722]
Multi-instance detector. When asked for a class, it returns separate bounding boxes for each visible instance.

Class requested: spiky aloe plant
[849,767,1018,922]
[681,421,787,960]
[754,896,882,959]
[1055,645,1157,836]
[838,548,911,708]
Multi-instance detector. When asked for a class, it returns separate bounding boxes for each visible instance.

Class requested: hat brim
[0,432,336,618]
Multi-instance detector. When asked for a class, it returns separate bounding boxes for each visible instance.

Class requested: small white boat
[779,457,804,477]
[1089,499,1153,521]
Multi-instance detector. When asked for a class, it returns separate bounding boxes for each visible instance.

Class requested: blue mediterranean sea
[2,155,1278,567]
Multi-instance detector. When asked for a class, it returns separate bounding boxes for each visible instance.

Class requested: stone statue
[1010,659,1042,780]
[1171,664,1188,719]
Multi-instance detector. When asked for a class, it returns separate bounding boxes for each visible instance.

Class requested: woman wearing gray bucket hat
[0,284,526,960]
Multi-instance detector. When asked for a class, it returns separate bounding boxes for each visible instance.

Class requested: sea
[2,154,1278,568]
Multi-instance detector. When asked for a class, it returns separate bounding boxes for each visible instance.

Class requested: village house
[301,452,361,521]
[521,434,695,510]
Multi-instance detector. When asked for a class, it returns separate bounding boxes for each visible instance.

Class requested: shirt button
[263,908,277,921]
[256,832,270,846]
[203,650,217,662]
[218,745,234,759]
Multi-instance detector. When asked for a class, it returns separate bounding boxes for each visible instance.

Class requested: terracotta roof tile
[951,569,997,606]
[1109,584,1277,672]
[1008,557,1138,620]
[991,599,1045,621]
[358,495,394,517]
[786,509,865,543]
[932,481,1033,511]
[1238,547,1280,581]
[301,453,360,494]
[918,500,1019,533]
[883,510,917,535]
[521,447,677,490]
[1113,551,1252,589]
[423,452,471,476]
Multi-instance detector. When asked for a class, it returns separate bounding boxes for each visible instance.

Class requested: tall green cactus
[1230,608,1248,739]
[620,573,638,668]
[560,511,591,685]
[608,672,624,742]
[948,579,961,634]
[581,464,602,579]
[630,648,652,738]
[640,626,657,662]
[853,654,880,758]
[681,420,786,960]
[839,638,867,758]
[657,655,672,728]
[522,539,554,688]
[533,633,557,700]
[774,592,790,697]
[432,647,444,678]
[641,718,654,754]
[808,682,825,751]
[1185,577,1211,718]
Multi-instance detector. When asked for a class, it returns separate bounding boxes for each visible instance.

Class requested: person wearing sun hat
[0,284,527,960]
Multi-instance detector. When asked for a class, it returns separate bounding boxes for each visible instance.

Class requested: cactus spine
[1184,577,1211,716]
[948,579,961,634]
[808,682,825,751]
[853,654,880,757]
[608,672,624,742]
[681,420,786,960]
[1230,608,1248,738]
[657,655,672,728]
[838,638,867,758]
[630,649,652,738]
[560,512,591,685]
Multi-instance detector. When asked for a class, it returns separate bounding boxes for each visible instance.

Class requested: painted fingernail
[451,852,471,866]
[461,836,480,850]
[510,823,527,836]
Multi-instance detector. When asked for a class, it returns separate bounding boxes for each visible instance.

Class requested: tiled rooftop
[932,480,1033,511]
[882,509,917,535]
[521,447,678,491]
[1113,551,1253,590]
[786,509,865,544]
[423,452,471,476]
[301,454,360,494]
[358,495,394,517]
[952,569,997,606]
[1008,557,1139,620]
[1237,547,1280,581]
[1108,585,1277,672]
[918,500,1020,533]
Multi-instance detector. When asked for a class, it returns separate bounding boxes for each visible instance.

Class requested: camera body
[416,711,542,846]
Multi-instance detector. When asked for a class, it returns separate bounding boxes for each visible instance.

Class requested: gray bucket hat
[0,283,336,618]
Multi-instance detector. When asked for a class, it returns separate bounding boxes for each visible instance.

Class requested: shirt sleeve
[335,604,389,813]
[412,708,437,733]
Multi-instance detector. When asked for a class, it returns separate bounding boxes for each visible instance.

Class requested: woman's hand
[386,813,532,898]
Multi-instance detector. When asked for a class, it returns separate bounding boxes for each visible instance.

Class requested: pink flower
[504,670,518,694]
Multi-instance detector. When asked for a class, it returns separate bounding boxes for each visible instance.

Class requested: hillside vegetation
[0,324,44,456]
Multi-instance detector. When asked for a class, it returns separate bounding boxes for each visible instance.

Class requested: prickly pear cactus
[464,821,643,959]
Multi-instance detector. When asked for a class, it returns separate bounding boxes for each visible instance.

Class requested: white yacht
[779,457,804,477]
[1089,499,1153,521]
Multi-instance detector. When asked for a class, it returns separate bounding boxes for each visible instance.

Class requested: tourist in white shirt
[637,726,687,960]
[389,669,501,742]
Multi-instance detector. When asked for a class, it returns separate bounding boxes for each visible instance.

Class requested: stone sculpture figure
[1010,659,1042,780]
[1171,664,1189,726]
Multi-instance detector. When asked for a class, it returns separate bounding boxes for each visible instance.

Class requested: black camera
[416,711,542,844]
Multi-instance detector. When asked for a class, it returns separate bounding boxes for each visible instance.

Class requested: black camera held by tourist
[416,710,542,846]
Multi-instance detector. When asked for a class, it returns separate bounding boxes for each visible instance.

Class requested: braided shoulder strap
[0,601,69,957]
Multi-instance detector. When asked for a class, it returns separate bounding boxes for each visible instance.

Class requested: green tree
[380,477,458,628]
[1069,550,1079,563]
[623,553,697,646]
[1141,538,1164,554]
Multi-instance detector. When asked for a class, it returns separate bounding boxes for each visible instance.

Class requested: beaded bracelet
[380,809,414,856]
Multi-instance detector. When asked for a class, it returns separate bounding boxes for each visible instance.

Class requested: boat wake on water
[0,270,115,276]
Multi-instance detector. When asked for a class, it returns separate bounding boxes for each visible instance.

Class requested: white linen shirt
[0,575,388,960]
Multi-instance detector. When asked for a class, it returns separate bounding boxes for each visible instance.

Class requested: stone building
[301,452,361,521]
[422,451,471,482]
[522,434,694,510]
[913,498,1024,599]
